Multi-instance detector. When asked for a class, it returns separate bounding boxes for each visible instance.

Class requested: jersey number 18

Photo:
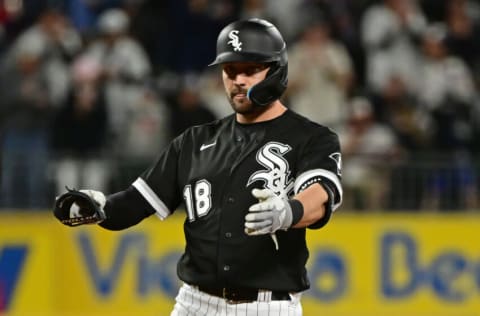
[183,180,212,221]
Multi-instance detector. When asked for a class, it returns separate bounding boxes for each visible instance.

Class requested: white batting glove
[244,188,293,236]
[69,189,107,220]
[80,189,106,207]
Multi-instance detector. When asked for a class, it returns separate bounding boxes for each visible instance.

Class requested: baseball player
[54,18,343,316]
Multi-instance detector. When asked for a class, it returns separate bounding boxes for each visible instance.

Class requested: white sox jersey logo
[227,30,242,51]
[247,142,294,198]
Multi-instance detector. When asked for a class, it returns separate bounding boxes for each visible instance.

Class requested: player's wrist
[288,199,304,227]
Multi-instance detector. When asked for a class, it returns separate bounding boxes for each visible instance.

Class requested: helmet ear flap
[247,63,288,107]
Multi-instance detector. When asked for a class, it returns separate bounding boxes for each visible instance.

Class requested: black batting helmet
[209,18,288,107]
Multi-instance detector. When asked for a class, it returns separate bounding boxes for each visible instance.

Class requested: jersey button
[236,136,243,142]
[223,265,230,271]
[225,232,232,238]
[227,197,235,203]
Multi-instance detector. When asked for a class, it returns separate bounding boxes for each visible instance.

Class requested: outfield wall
[0,212,479,316]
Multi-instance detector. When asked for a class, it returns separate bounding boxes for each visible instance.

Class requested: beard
[227,87,265,115]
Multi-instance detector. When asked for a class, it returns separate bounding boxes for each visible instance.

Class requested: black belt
[198,285,291,302]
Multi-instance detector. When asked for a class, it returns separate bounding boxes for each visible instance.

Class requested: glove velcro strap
[61,213,106,226]
[289,199,304,226]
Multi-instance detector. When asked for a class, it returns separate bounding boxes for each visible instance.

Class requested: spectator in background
[122,0,239,75]
[111,83,171,189]
[119,84,170,162]
[127,0,170,74]
[0,0,56,53]
[166,0,236,73]
[417,23,476,152]
[318,0,367,87]
[367,64,431,210]
[287,13,353,128]
[2,8,81,106]
[84,8,151,153]
[168,75,217,138]
[64,0,123,34]
[238,0,274,22]
[50,55,109,196]
[263,0,306,43]
[361,0,426,96]
[444,0,480,84]
[338,97,402,210]
[0,8,80,208]
[415,23,478,210]
[198,68,234,119]
[0,9,79,208]
[0,2,10,54]
[370,74,430,153]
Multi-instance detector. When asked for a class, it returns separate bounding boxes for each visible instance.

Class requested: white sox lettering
[227,30,242,51]
[247,142,294,198]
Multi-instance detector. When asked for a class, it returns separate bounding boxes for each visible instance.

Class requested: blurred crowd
[0,0,479,211]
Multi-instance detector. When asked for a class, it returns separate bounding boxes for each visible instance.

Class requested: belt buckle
[222,287,252,304]
[223,288,236,302]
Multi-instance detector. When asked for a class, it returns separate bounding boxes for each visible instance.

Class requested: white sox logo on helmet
[247,142,294,198]
[227,30,242,51]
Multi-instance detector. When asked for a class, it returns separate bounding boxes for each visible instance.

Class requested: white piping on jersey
[294,169,343,211]
[132,177,171,220]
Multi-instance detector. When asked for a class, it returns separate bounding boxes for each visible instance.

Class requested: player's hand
[53,188,107,226]
[244,189,293,235]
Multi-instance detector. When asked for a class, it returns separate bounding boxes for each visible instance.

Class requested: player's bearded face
[222,62,270,114]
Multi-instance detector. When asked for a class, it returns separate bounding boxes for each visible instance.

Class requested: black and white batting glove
[54,188,107,226]
[244,188,293,236]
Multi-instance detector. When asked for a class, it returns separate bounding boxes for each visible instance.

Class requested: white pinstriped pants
[171,283,303,316]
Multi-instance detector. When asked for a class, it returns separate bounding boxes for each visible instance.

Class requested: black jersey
[132,109,342,292]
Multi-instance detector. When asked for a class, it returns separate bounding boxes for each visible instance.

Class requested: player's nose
[232,73,249,85]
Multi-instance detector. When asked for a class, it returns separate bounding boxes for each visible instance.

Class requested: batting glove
[244,189,293,236]
[54,188,107,226]
[75,190,107,218]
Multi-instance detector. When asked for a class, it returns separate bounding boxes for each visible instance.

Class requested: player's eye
[223,65,236,78]
[223,64,269,78]
[244,65,267,76]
